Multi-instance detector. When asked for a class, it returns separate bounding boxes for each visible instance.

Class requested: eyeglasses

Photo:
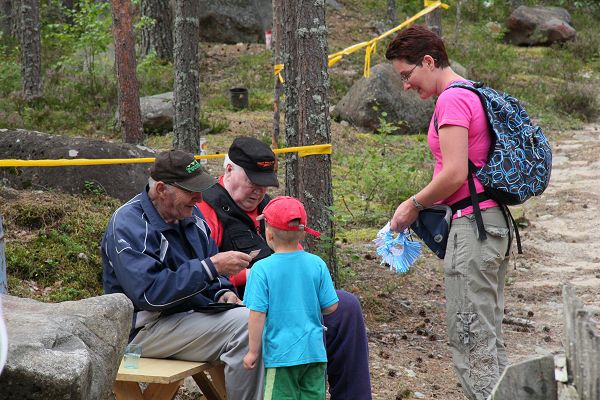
[400,64,419,82]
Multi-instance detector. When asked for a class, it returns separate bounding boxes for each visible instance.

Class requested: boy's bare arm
[322,302,338,315]
[243,310,266,369]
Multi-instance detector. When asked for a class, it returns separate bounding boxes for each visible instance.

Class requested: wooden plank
[193,367,227,400]
[117,358,211,384]
[562,283,600,400]
[143,380,183,400]
[562,284,581,384]
[113,381,144,400]
[489,354,557,400]
[207,364,226,399]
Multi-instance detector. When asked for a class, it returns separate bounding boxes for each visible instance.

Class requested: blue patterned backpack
[437,81,552,253]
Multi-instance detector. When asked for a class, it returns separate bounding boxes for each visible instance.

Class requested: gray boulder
[0,129,156,201]
[198,0,267,44]
[332,63,435,134]
[505,6,576,46]
[0,294,133,400]
[140,92,174,133]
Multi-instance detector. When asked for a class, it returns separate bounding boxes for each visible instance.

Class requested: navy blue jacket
[102,187,234,329]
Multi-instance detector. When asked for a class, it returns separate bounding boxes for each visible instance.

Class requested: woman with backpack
[385,25,512,400]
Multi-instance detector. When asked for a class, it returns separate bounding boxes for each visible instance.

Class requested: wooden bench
[113,357,227,400]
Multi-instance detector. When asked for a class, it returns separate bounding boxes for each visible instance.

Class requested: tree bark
[282,0,335,275]
[272,0,282,150]
[387,0,396,26]
[0,0,13,38]
[453,0,463,45]
[172,0,200,154]
[111,0,143,144]
[2,0,21,38]
[426,7,442,37]
[20,0,42,101]
[141,0,173,62]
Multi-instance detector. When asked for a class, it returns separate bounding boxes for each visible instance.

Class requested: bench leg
[114,381,144,400]
[193,363,227,400]
[114,380,183,400]
[143,380,183,400]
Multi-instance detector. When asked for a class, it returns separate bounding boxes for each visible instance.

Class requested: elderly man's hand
[218,291,242,305]
[210,251,252,276]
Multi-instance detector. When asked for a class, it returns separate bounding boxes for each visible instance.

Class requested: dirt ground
[342,123,600,400]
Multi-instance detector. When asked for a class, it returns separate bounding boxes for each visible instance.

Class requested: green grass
[332,131,433,228]
[1,191,120,302]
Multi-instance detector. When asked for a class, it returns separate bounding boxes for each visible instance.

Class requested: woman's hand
[390,198,420,232]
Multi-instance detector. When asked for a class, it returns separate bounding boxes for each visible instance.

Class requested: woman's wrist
[411,195,425,211]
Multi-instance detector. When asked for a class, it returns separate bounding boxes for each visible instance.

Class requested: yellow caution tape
[274,1,449,80]
[0,144,333,167]
[274,144,332,157]
[274,64,285,83]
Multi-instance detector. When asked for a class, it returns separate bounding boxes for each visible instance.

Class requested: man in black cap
[102,149,264,399]
[199,137,373,399]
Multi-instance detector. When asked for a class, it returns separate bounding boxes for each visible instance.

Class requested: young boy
[242,196,339,399]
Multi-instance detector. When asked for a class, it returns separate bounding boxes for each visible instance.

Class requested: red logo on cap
[256,161,275,168]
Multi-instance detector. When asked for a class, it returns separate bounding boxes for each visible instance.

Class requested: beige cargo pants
[443,207,511,400]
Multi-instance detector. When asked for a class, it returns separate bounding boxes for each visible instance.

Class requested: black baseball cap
[150,150,217,192]
[228,137,279,187]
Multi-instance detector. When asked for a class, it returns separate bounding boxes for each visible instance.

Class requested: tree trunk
[454,0,463,45]
[0,0,13,38]
[172,0,200,154]
[3,0,21,38]
[140,0,173,62]
[111,0,143,144]
[20,0,42,101]
[426,7,442,37]
[272,0,282,150]
[282,0,335,276]
[387,0,396,26]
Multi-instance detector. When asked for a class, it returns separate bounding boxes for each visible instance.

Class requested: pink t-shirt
[428,80,498,218]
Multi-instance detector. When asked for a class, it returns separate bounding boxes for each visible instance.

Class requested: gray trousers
[131,307,264,400]
[443,207,510,400]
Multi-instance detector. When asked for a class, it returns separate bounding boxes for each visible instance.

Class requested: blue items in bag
[373,223,422,273]
[410,204,452,259]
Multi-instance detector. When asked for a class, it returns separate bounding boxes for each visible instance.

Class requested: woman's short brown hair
[385,25,449,68]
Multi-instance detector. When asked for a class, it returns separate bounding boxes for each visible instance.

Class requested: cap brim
[173,173,217,193]
[245,170,279,187]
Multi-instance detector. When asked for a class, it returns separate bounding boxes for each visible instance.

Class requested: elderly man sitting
[102,149,264,399]
[199,137,372,400]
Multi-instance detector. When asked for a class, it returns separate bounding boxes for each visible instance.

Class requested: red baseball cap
[257,196,320,238]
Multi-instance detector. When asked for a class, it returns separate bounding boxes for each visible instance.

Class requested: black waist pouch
[410,204,452,259]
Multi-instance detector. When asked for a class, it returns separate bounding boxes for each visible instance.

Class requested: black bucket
[229,87,249,110]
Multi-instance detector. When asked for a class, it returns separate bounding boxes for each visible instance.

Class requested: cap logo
[256,161,275,168]
[186,160,202,174]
